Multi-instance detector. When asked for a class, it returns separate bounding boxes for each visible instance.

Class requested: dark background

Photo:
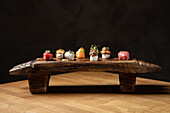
[0,0,170,84]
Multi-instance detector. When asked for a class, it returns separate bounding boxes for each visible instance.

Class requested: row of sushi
[43,44,130,61]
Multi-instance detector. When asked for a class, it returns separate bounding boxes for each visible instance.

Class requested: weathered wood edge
[9,60,35,75]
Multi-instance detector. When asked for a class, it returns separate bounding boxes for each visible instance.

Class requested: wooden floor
[0,72,170,113]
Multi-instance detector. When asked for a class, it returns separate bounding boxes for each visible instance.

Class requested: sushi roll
[76,47,85,59]
[56,49,65,59]
[89,44,99,61]
[64,50,75,61]
[100,47,111,59]
[43,50,53,61]
[118,51,130,60]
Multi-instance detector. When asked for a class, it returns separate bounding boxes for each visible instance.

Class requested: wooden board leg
[119,73,136,93]
[28,73,50,94]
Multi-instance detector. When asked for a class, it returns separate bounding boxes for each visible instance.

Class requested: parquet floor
[0,72,170,113]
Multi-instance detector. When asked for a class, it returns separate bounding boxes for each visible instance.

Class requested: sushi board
[9,58,161,94]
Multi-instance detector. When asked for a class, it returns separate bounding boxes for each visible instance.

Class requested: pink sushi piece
[118,51,130,60]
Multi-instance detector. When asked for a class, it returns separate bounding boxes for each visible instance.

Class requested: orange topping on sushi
[100,47,111,54]
[56,49,65,54]
[76,47,85,59]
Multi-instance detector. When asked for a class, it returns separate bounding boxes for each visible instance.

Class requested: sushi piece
[100,47,111,59]
[64,50,75,61]
[118,51,130,60]
[76,47,85,59]
[43,50,53,61]
[56,49,65,59]
[89,44,99,61]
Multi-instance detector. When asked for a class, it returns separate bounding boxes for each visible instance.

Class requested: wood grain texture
[119,73,136,92]
[9,58,161,93]
[9,60,34,75]
[28,73,50,94]
[9,58,161,75]
[0,72,170,113]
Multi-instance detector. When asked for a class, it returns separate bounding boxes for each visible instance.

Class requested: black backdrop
[0,0,170,83]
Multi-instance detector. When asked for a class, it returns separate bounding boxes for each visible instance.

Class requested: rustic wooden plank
[9,58,161,75]
[9,58,161,93]
[34,58,161,74]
